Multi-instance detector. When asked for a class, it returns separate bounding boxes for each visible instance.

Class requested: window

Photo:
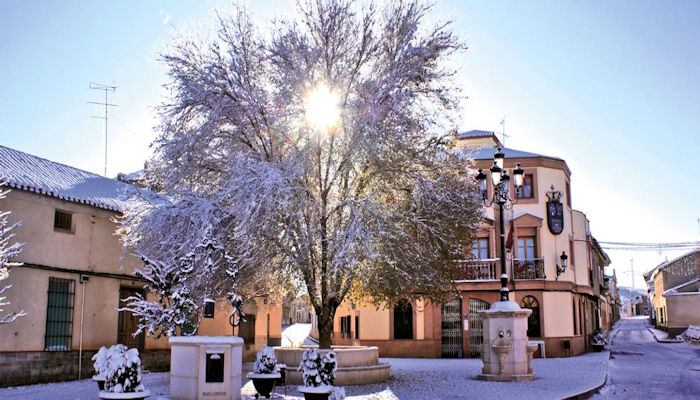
[517,237,536,259]
[54,210,72,232]
[238,314,256,343]
[569,239,575,270]
[340,315,351,338]
[520,174,534,198]
[471,238,489,259]
[45,278,75,351]
[573,299,578,335]
[355,316,360,339]
[393,300,413,339]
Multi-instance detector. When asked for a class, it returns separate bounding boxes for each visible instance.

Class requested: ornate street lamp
[475,148,524,302]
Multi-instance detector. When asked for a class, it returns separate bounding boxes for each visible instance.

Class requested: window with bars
[45,278,75,351]
[54,210,73,232]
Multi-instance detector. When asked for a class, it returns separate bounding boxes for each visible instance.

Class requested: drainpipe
[78,275,88,379]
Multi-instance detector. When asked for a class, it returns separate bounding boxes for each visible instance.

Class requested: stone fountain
[477,301,537,381]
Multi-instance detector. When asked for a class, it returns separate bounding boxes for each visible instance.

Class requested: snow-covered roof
[0,144,140,212]
[469,146,564,162]
[458,130,498,139]
[663,277,700,296]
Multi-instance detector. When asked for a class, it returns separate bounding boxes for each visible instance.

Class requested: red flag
[505,222,514,250]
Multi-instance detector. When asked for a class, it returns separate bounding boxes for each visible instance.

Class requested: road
[594,316,700,399]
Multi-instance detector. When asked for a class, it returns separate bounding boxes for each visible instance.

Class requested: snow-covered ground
[281,323,313,347]
[0,351,608,400]
[593,317,700,399]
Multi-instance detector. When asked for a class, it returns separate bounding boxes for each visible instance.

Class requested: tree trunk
[317,304,335,349]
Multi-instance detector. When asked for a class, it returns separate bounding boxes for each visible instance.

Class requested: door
[118,287,145,350]
[468,298,490,357]
[441,298,463,357]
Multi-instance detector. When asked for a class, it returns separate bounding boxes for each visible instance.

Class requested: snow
[0,144,143,212]
[488,301,523,312]
[168,336,244,344]
[0,353,609,400]
[282,323,313,347]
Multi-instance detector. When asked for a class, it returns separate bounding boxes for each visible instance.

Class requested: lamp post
[475,148,524,302]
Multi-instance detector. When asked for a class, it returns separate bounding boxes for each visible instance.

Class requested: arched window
[393,300,413,339]
[521,296,541,338]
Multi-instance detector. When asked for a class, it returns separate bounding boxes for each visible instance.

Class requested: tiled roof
[0,144,138,212]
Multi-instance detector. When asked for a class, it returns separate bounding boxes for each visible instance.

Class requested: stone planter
[591,342,605,352]
[247,373,281,399]
[274,346,389,385]
[92,375,106,390]
[298,386,331,400]
[98,389,151,399]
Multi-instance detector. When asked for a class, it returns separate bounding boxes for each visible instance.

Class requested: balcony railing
[455,258,499,280]
[513,258,545,280]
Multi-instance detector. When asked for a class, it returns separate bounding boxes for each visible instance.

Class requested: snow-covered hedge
[253,346,277,374]
[94,344,145,393]
[592,330,608,345]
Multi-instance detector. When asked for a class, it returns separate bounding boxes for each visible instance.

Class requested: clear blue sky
[1,0,698,288]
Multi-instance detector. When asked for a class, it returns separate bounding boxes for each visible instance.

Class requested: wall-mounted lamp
[556,251,569,279]
[203,297,215,318]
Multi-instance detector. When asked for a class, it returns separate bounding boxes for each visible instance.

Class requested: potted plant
[98,344,150,399]
[591,330,608,352]
[297,349,344,400]
[247,346,281,399]
[92,346,109,390]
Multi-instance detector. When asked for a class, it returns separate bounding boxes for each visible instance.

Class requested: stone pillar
[169,336,244,400]
[477,301,536,381]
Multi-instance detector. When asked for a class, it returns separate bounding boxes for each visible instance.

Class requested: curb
[560,372,608,400]
[646,327,682,344]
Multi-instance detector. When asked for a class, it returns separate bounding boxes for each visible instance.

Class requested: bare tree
[119,0,482,348]
[0,178,25,324]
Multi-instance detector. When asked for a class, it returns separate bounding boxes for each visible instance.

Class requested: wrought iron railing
[455,258,499,280]
[513,258,545,280]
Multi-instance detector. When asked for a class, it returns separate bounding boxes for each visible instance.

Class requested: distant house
[0,144,280,387]
[650,250,700,336]
[315,130,615,358]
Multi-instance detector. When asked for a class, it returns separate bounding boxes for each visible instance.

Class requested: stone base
[169,336,243,400]
[476,373,536,382]
[275,346,390,385]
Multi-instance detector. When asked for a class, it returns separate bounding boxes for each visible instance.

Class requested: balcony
[513,258,545,280]
[455,258,499,281]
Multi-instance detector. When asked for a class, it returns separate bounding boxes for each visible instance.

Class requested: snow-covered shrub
[297,349,338,387]
[91,346,110,379]
[592,330,608,345]
[102,344,145,393]
[253,346,277,374]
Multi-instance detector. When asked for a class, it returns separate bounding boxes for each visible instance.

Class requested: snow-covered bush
[592,330,608,345]
[102,344,145,393]
[91,346,110,379]
[253,346,277,374]
[298,349,338,387]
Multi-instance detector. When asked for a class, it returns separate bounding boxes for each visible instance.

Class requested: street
[594,316,700,399]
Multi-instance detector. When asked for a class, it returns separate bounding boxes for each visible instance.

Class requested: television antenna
[88,82,117,176]
[499,116,510,146]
